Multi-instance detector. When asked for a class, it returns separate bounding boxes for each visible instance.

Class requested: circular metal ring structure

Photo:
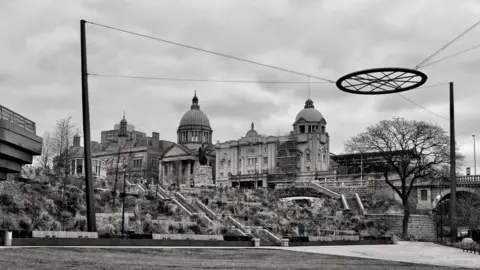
[336,67,428,95]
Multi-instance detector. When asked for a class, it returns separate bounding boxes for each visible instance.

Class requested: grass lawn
[0,247,463,269]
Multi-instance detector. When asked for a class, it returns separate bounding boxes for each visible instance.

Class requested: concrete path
[272,241,480,269]
[2,242,479,269]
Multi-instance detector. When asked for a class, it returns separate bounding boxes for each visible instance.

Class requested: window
[306,153,311,161]
[76,159,83,174]
[93,160,99,175]
[220,173,224,177]
[420,190,428,201]
[299,126,305,133]
[321,126,325,133]
[263,157,268,164]
[133,158,142,168]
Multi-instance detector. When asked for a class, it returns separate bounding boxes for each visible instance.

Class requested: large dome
[178,91,212,130]
[295,99,324,122]
[179,109,211,127]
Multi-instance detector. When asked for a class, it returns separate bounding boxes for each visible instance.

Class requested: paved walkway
[2,242,479,269]
[272,241,480,269]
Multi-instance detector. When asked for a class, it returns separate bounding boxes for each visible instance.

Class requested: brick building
[60,115,174,182]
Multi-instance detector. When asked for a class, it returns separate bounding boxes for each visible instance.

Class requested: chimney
[152,132,160,148]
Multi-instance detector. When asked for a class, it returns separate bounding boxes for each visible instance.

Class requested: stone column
[187,161,191,187]
[158,160,163,185]
[176,160,181,188]
[74,159,77,175]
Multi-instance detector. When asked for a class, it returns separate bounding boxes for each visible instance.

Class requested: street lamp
[121,165,127,237]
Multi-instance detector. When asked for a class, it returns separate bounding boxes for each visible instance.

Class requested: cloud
[1,0,479,173]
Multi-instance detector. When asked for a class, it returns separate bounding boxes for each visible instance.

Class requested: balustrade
[457,175,480,183]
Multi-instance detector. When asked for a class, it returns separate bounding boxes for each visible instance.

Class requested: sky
[1,0,479,174]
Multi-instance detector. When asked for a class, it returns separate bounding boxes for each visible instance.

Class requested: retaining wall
[152,234,223,241]
[289,238,393,246]
[365,214,435,241]
[8,238,254,247]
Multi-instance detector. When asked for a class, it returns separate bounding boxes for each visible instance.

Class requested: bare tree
[346,117,458,237]
[50,117,76,222]
[51,117,76,173]
[36,131,53,170]
[112,145,123,210]
[457,194,480,236]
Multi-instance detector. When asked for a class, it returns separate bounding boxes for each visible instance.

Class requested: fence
[152,234,223,241]
[0,105,36,133]
[32,231,98,238]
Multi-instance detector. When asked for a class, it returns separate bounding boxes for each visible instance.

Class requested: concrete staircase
[136,184,285,245]
[294,181,341,198]
[343,193,366,214]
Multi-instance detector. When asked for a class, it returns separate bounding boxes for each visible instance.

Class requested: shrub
[73,215,87,231]
[188,224,202,234]
[18,217,32,231]
[0,194,15,207]
[0,218,17,230]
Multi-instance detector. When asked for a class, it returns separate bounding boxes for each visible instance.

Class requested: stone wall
[365,214,436,241]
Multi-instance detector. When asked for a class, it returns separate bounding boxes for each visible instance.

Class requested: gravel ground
[0,247,466,270]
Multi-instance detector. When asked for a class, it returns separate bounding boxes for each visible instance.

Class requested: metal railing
[195,199,218,221]
[0,105,36,133]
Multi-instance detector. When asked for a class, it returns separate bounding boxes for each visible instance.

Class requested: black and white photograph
[0,0,479,269]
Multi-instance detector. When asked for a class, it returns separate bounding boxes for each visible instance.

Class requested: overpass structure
[0,105,42,180]
[316,174,480,211]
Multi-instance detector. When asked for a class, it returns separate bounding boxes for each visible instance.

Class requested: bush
[18,217,32,231]
[0,218,17,230]
[73,215,87,231]
[0,194,15,207]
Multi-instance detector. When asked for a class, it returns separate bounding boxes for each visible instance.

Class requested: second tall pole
[81,19,96,231]
[449,82,457,244]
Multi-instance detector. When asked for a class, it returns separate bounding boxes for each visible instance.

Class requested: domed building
[177,91,213,149]
[160,91,216,189]
[293,99,326,134]
[215,98,331,188]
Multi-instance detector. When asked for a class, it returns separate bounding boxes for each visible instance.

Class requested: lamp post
[473,135,477,175]
[121,165,127,237]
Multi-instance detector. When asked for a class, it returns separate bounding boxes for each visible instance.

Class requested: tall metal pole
[80,19,96,232]
[449,82,457,243]
[473,135,477,175]
[121,168,126,237]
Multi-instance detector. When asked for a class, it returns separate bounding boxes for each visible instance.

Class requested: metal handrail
[0,105,36,133]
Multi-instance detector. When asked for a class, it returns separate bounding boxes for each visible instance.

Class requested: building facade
[100,116,146,144]
[215,99,331,188]
[61,115,174,184]
[0,104,42,180]
[159,92,216,188]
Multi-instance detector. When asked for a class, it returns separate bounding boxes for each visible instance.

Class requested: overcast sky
[1,0,479,173]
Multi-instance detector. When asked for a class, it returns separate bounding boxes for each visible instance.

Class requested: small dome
[295,99,324,122]
[246,122,258,137]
